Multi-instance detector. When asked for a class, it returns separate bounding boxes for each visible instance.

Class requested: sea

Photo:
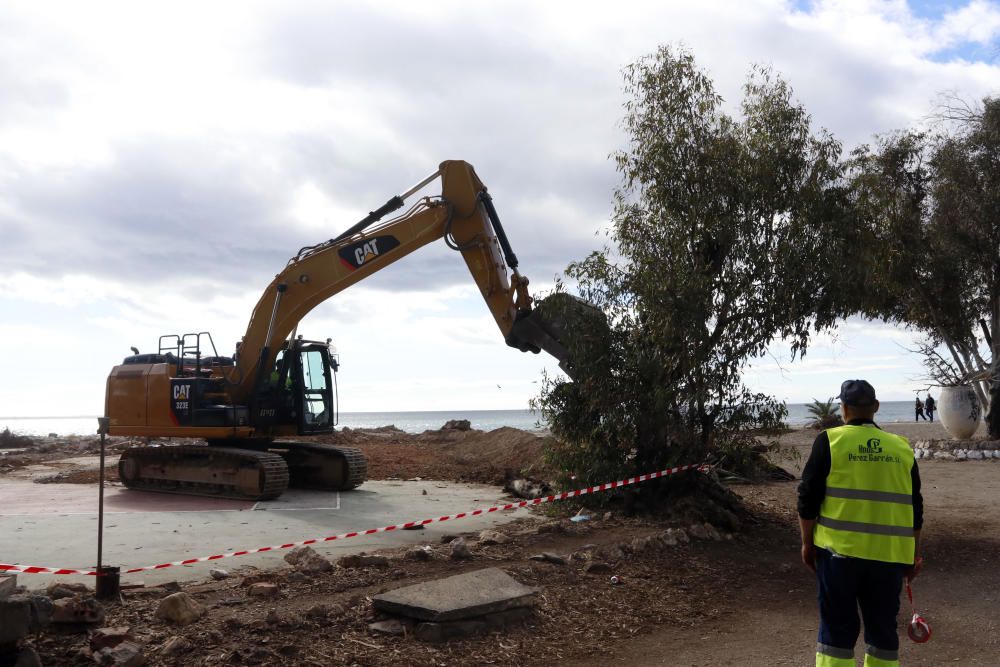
[0,401,923,438]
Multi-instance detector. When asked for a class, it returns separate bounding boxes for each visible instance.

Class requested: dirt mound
[314,426,551,484]
[0,426,551,487]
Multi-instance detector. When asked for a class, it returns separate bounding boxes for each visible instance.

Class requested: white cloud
[936,0,1000,47]
[0,0,997,417]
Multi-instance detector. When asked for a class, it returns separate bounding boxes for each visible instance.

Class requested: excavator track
[268,442,368,491]
[118,446,290,501]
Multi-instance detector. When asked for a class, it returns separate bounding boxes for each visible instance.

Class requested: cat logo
[338,235,400,270]
[355,240,380,265]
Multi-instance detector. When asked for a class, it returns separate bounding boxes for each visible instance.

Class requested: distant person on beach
[924,394,935,422]
[798,379,923,667]
[914,397,927,421]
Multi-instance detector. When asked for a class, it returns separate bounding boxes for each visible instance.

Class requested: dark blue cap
[837,379,877,406]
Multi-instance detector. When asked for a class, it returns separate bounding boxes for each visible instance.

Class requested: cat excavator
[104,160,592,501]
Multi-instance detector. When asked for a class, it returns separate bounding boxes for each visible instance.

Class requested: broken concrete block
[337,554,389,568]
[46,581,89,598]
[154,592,205,626]
[414,618,487,642]
[284,546,332,574]
[413,607,534,643]
[90,626,133,652]
[373,567,538,622]
[247,583,280,599]
[209,569,230,580]
[93,640,144,667]
[583,562,612,574]
[482,606,534,631]
[51,596,104,625]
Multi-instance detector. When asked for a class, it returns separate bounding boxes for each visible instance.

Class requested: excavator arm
[229,160,578,404]
[105,159,601,500]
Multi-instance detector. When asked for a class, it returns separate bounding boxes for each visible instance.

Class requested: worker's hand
[904,556,923,581]
[801,544,816,573]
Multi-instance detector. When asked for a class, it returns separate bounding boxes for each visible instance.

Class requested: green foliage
[805,397,844,429]
[536,47,845,488]
[846,98,999,434]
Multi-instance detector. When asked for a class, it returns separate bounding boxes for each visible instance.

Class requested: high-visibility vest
[813,424,915,565]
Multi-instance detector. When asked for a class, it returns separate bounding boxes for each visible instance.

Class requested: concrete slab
[373,567,538,622]
[0,481,527,588]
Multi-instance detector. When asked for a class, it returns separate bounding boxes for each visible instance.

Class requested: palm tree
[806,398,844,429]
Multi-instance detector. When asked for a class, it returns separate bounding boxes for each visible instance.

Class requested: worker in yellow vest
[798,380,924,667]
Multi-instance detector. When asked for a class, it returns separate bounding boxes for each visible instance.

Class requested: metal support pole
[95,417,119,599]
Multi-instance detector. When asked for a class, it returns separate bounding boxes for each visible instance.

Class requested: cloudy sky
[1,0,998,419]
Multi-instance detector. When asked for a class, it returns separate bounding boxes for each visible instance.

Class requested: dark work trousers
[816,547,904,654]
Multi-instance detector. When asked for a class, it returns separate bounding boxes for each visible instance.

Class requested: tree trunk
[988,292,1000,438]
[946,339,990,409]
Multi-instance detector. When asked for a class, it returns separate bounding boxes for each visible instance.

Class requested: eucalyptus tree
[536,47,849,489]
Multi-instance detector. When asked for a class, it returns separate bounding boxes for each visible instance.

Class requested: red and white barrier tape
[0,462,709,576]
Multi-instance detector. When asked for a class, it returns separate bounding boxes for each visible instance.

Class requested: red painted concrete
[0,480,253,515]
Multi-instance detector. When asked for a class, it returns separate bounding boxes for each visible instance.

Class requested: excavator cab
[253,338,338,436]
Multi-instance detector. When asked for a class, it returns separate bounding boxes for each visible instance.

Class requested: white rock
[478,530,510,546]
[154,593,205,626]
[966,450,983,460]
[658,531,679,547]
[449,537,472,560]
[955,450,968,461]
[93,641,144,667]
[283,545,332,574]
[669,528,690,544]
[688,523,721,541]
[160,636,192,657]
[209,569,229,580]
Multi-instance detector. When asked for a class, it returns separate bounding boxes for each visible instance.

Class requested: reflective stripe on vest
[813,424,915,564]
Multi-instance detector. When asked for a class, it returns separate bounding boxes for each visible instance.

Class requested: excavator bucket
[506,293,609,379]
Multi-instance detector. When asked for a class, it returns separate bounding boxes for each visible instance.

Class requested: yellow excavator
[104,160,589,501]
